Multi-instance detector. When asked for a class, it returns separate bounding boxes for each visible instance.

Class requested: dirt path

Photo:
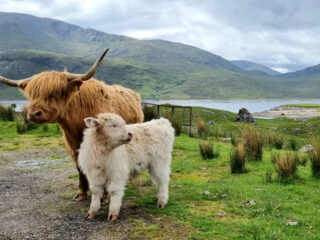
[0,148,190,240]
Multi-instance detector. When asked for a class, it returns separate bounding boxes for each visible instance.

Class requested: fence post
[189,107,192,135]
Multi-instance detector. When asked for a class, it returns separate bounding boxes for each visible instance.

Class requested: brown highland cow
[0,49,144,200]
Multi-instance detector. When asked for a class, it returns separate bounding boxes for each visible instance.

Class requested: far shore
[253,106,320,120]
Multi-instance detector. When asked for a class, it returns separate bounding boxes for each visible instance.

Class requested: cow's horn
[0,76,32,87]
[67,48,109,81]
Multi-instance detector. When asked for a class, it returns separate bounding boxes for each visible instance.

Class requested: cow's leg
[73,165,89,201]
[107,182,125,220]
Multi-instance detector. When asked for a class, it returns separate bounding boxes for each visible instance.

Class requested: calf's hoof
[157,202,166,208]
[73,193,88,201]
[85,212,95,219]
[107,214,118,221]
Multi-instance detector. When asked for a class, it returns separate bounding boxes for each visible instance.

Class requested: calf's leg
[86,184,104,218]
[107,182,125,220]
[149,161,170,208]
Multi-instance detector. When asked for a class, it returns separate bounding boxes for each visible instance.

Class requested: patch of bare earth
[0,148,190,240]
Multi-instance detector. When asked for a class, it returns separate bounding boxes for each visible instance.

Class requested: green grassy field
[1,106,320,239]
[282,103,320,108]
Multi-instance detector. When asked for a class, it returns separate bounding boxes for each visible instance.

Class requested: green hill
[231,60,281,76]
[0,12,319,100]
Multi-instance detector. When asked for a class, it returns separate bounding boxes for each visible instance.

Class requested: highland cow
[0,49,144,200]
[78,113,174,220]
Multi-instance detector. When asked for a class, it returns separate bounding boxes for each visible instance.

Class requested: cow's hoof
[85,212,95,219]
[107,214,118,221]
[157,202,166,208]
[73,193,87,201]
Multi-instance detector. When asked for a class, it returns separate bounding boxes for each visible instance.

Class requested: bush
[272,152,298,181]
[143,105,158,122]
[16,121,27,133]
[231,133,241,147]
[240,125,263,161]
[230,143,246,173]
[199,140,219,159]
[310,139,320,177]
[295,153,308,166]
[196,117,208,139]
[16,106,36,133]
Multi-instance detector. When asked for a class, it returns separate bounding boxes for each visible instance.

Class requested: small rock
[207,121,215,125]
[286,219,298,226]
[200,167,207,171]
[271,127,278,130]
[216,211,227,217]
[294,128,301,132]
[220,137,231,141]
[203,190,211,196]
[300,144,313,153]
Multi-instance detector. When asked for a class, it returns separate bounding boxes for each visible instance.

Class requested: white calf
[78,113,174,220]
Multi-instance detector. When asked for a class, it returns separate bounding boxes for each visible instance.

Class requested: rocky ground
[0,148,189,240]
[253,106,320,119]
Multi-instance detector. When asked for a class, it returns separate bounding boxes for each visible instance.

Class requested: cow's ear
[69,80,83,92]
[19,81,29,90]
[84,117,99,128]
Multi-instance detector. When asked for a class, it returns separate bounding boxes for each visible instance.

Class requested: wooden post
[157,105,160,116]
[171,106,174,115]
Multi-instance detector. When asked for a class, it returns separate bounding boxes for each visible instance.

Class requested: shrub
[16,106,36,133]
[295,153,308,166]
[143,105,158,122]
[272,152,298,181]
[230,143,246,173]
[231,133,241,147]
[199,140,219,159]
[240,125,263,161]
[196,117,208,139]
[310,139,320,177]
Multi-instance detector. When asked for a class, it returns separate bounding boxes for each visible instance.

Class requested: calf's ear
[84,117,100,128]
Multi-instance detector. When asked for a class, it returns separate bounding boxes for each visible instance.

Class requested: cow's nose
[128,132,133,138]
[28,110,43,121]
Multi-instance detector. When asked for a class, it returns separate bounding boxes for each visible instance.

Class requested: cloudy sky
[1,0,320,72]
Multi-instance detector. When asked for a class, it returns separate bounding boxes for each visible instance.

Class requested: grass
[2,106,320,239]
[282,103,320,108]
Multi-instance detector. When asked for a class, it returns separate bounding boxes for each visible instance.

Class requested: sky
[0,0,320,73]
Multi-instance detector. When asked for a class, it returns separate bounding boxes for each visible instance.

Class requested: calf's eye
[113,124,117,127]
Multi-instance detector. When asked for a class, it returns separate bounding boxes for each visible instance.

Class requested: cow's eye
[113,124,117,127]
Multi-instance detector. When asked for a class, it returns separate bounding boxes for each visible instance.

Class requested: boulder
[207,121,215,125]
[236,108,255,123]
[300,144,313,153]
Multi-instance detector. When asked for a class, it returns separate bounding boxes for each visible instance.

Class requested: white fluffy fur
[78,113,174,219]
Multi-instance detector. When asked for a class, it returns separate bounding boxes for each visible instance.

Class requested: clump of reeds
[288,138,298,151]
[16,106,36,133]
[230,142,246,173]
[265,132,284,149]
[240,125,263,161]
[199,140,219,160]
[272,152,298,181]
[310,139,320,177]
[165,112,182,136]
[0,103,15,121]
[196,117,208,139]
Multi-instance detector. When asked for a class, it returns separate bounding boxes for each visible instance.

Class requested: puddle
[13,156,72,170]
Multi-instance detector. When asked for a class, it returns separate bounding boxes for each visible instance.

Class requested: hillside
[231,60,280,76]
[0,12,320,100]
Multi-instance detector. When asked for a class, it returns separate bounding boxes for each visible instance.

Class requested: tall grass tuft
[0,103,15,121]
[272,152,298,181]
[230,143,246,173]
[240,125,263,161]
[16,106,36,133]
[165,112,182,136]
[310,139,320,177]
[196,117,208,139]
[142,105,158,122]
[199,140,219,160]
[265,132,284,149]
[288,138,298,151]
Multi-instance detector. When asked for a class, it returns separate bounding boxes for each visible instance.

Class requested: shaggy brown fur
[19,71,143,199]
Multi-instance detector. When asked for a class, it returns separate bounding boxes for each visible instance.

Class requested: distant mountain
[0,12,320,100]
[281,64,320,78]
[231,60,281,76]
